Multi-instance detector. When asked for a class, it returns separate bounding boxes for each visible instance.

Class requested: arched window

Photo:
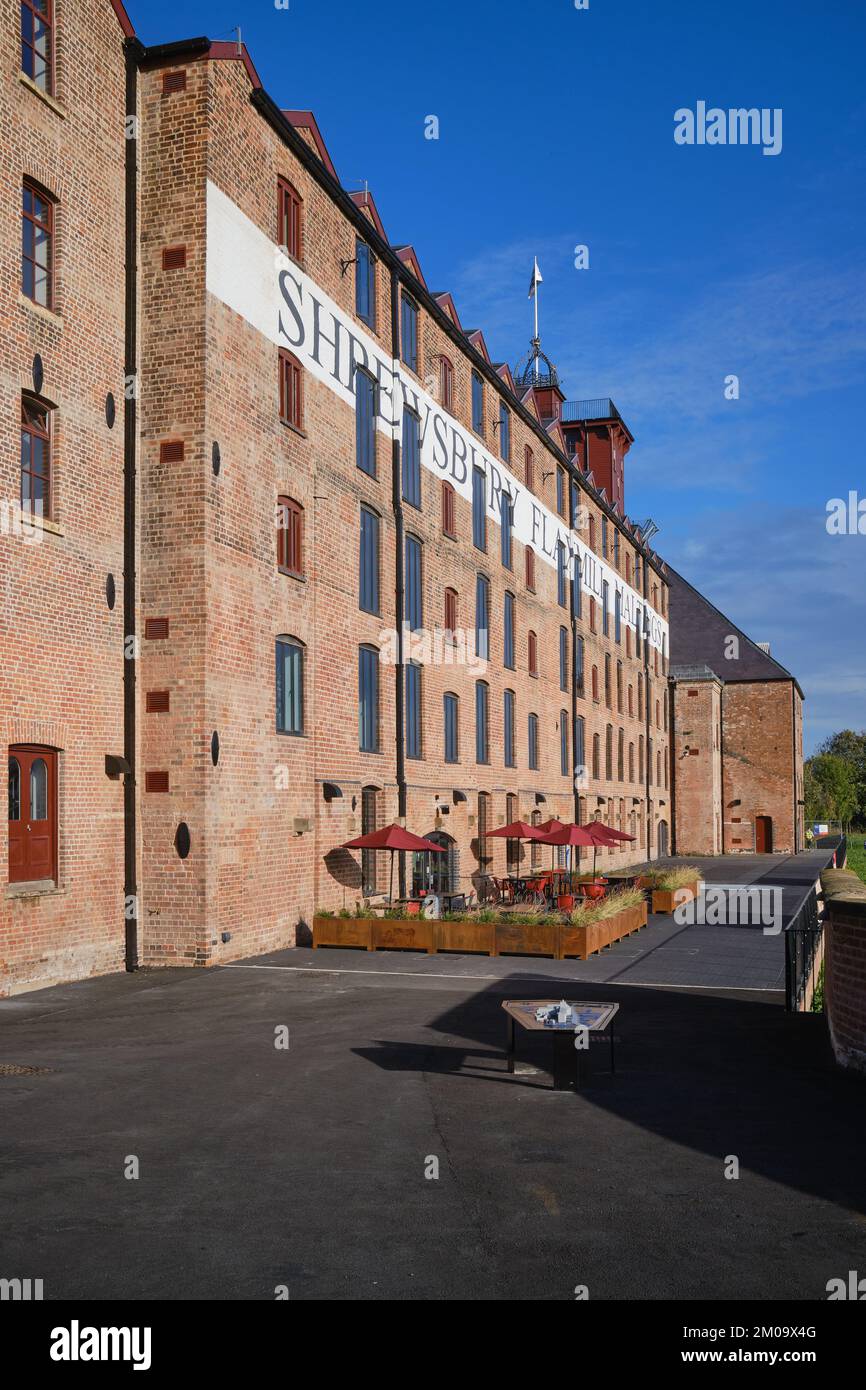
[559,627,568,692]
[8,744,57,883]
[530,808,541,868]
[359,645,379,752]
[504,690,516,768]
[439,355,454,411]
[560,710,569,777]
[278,348,303,429]
[503,592,515,669]
[604,653,612,707]
[441,480,456,537]
[591,665,599,702]
[278,177,303,261]
[628,742,635,782]
[444,692,459,764]
[276,496,303,578]
[592,733,600,781]
[276,636,304,734]
[524,445,534,492]
[22,179,54,307]
[21,394,52,520]
[617,729,624,781]
[475,681,489,764]
[506,792,519,872]
[361,786,381,894]
[616,660,623,713]
[444,587,458,639]
[605,725,613,780]
[528,629,538,677]
[415,830,458,895]
[525,545,535,591]
[528,713,539,770]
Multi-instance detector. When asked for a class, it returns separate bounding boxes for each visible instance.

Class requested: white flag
[528,257,543,298]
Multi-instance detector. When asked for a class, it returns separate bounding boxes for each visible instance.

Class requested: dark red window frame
[22,178,54,309]
[278,177,303,262]
[20,394,51,519]
[444,586,458,637]
[279,349,303,430]
[439,356,454,412]
[525,545,535,592]
[277,495,304,578]
[21,0,54,94]
[441,480,456,538]
[524,445,534,492]
[528,630,538,678]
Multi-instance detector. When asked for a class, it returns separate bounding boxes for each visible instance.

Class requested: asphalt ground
[1,850,863,1301]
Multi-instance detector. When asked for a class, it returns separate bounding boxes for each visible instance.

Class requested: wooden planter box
[436,919,496,956]
[651,882,699,915]
[560,902,648,960]
[312,915,374,949]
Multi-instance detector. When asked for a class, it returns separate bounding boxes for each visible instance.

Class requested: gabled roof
[519,388,541,421]
[494,362,515,391]
[282,111,338,180]
[392,245,427,289]
[349,190,387,240]
[666,563,802,695]
[432,292,462,329]
[464,330,490,363]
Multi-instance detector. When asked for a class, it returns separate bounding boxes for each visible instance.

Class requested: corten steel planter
[494,920,559,958]
[312,915,375,949]
[560,902,648,960]
[372,919,436,953]
[651,881,700,915]
[436,919,496,956]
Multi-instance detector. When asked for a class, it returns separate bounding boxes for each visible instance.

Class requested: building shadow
[353,973,866,1215]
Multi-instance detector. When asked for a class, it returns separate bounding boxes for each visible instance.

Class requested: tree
[804,753,860,828]
[817,730,866,823]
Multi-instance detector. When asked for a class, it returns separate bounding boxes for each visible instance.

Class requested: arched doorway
[658,820,669,857]
[413,831,457,896]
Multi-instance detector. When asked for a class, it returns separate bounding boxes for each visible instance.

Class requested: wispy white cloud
[664,505,866,752]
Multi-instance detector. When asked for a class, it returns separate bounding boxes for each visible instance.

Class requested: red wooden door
[755,816,773,854]
[8,746,57,883]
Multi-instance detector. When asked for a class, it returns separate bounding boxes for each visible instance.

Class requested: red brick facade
[0,17,801,995]
[672,675,803,856]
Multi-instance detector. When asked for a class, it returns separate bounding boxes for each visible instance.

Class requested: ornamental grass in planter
[650,866,701,914]
[561,886,646,960]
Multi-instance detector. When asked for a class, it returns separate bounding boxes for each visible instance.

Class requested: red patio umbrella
[536,821,597,889]
[341,823,445,906]
[486,819,553,897]
[584,820,635,879]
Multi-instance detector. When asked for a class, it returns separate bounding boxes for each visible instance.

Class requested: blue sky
[134,0,866,753]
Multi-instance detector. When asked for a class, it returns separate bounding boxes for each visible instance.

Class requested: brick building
[668,567,804,856]
[0,8,798,995]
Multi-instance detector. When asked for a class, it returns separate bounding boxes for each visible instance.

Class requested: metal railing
[814,832,847,868]
[562,398,622,424]
[784,886,821,1012]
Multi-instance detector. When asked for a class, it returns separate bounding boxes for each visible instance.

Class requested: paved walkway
[252,849,831,995]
